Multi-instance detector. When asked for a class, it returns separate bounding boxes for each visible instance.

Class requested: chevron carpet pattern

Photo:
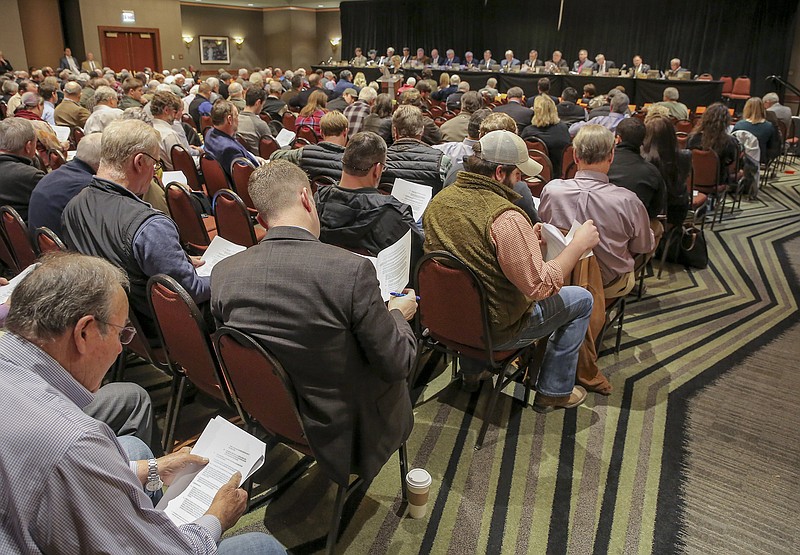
[224,167,800,554]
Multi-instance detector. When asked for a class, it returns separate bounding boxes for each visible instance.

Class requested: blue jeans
[461,285,593,397]
[218,532,287,554]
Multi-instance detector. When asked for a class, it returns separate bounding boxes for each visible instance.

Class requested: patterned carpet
[219,167,800,553]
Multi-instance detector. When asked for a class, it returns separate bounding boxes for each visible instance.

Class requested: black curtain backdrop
[341,0,798,97]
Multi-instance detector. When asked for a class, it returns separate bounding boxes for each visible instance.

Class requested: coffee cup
[405,468,432,519]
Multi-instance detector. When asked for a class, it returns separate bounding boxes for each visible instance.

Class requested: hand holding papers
[540,221,594,262]
[361,230,412,301]
[276,128,296,149]
[390,179,432,222]
[157,416,266,526]
[195,236,246,277]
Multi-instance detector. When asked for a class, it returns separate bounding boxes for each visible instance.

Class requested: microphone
[620,64,627,71]
[766,75,778,81]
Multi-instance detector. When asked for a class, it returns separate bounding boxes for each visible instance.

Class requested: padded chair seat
[429,331,518,362]
[692,192,709,209]
[694,183,726,194]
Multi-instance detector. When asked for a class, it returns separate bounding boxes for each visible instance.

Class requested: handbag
[662,224,708,269]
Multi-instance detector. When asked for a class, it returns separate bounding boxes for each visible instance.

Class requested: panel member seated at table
[522,50,544,71]
[351,47,367,66]
[592,54,615,74]
[501,50,521,70]
[478,50,497,70]
[463,51,477,69]
[545,50,569,72]
[573,49,593,73]
[665,58,687,78]
[429,49,444,66]
[443,49,460,67]
[631,55,650,75]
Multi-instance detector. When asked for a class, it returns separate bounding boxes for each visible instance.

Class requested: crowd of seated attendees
[0,55,792,553]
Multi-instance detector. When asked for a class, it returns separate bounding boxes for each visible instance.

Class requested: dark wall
[341,0,798,97]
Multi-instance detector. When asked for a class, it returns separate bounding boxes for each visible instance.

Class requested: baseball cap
[477,130,543,177]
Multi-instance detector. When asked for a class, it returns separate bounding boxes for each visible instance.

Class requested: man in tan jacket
[54,81,90,129]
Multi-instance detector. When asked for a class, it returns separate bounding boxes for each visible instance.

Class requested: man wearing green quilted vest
[423,130,599,412]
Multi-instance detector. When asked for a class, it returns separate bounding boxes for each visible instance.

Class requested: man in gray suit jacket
[211,160,419,488]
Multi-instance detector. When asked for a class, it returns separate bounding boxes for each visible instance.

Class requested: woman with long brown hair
[643,117,692,226]
[687,102,738,182]
[296,89,328,138]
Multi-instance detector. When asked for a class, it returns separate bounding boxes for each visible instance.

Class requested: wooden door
[99,27,161,72]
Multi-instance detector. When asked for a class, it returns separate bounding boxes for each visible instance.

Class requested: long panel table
[312,65,723,110]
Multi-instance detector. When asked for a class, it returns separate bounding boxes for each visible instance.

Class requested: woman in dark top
[643,117,693,226]
[732,97,780,162]
[687,102,738,183]
[362,93,393,146]
[521,95,571,177]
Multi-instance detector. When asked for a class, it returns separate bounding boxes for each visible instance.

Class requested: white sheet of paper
[157,417,266,526]
[532,196,541,210]
[161,171,188,186]
[361,230,411,301]
[276,128,296,148]
[196,236,246,277]
[540,221,592,262]
[390,179,432,222]
[53,125,71,143]
[66,151,77,161]
[0,263,39,305]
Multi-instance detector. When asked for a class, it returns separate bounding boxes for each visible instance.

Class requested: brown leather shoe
[533,386,588,413]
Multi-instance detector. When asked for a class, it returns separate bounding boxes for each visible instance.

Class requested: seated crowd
[0,56,789,552]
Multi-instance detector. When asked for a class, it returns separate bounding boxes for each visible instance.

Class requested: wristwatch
[145,458,163,492]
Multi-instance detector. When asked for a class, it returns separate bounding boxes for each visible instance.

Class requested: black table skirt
[312,65,723,110]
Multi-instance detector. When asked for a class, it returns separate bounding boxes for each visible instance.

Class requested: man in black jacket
[0,118,45,221]
[607,118,666,244]
[492,87,533,134]
[557,87,588,124]
[316,131,424,273]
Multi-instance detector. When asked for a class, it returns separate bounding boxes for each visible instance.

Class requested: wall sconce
[182,36,194,49]
[234,37,245,50]
[329,37,341,56]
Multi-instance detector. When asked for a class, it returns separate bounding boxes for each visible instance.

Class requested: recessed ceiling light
[248,3,254,5]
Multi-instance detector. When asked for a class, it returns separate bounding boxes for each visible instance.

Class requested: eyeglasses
[140,151,163,171]
[95,318,137,345]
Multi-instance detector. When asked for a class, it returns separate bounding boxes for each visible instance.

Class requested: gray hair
[94,86,117,105]
[449,74,461,86]
[358,86,377,102]
[64,81,81,95]
[663,87,679,101]
[228,82,244,97]
[339,69,352,81]
[100,119,160,173]
[392,104,424,138]
[457,81,470,92]
[671,58,681,66]
[2,80,18,95]
[763,92,780,104]
[446,49,454,56]
[5,252,129,342]
[573,124,615,164]
[486,77,497,88]
[610,93,630,114]
[506,86,524,99]
[74,132,103,171]
[0,118,36,153]
[248,159,309,220]
[268,80,283,94]
[121,107,154,125]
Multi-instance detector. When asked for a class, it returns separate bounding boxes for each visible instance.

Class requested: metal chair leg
[475,367,507,450]
[658,225,679,279]
[615,299,625,354]
[162,374,187,453]
[398,443,408,501]
[325,484,348,555]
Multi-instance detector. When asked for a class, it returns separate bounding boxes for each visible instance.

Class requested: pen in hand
[390,291,421,301]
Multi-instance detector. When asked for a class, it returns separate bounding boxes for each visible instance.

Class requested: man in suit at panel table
[211,160,418,489]
[81,52,100,73]
[500,50,521,71]
[522,50,545,72]
[478,50,497,70]
[631,55,650,75]
[592,54,615,74]
[429,49,444,66]
[443,49,461,67]
[573,49,593,73]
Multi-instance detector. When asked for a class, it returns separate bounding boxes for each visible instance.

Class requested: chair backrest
[674,119,693,133]
[0,206,36,271]
[268,120,284,136]
[213,327,312,452]
[147,274,233,405]
[414,251,495,361]
[720,76,734,95]
[429,105,444,118]
[731,76,751,97]
[696,73,714,81]
[676,131,689,149]
[0,100,6,120]
[528,149,553,183]
[71,126,85,147]
[0,227,17,273]
[525,138,549,157]
[259,136,279,159]
[181,112,197,131]
[212,189,258,247]
[200,115,212,135]
[282,111,297,130]
[296,124,318,144]
[259,113,272,123]
[433,116,447,127]
[34,226,67,255]
[293,137,311,149]
[561,144,577,179]
[165,182,214,251]
[199,153,230,198]
[691,149,720,187]
[230,157,257,211]
[48,149,66,171]
[170,144,203,191]
[235,135,250,150]
[125,304,169,369]
[311,174,337,194]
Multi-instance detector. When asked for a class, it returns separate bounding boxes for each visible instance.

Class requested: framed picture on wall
[200,36,230,64]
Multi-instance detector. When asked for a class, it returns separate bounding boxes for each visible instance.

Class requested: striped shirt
[0,333,221,554]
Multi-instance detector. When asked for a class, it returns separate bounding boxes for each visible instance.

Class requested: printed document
[540,221,593,262]
[195,236,246,277]
[361,230,411,301]
[390,179,432,221]
[0,264,39,304]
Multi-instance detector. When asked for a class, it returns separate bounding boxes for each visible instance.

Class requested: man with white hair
[28,132,101,236]
[0,118,45,221]
[665,58,686,78]
[592,54,615,74]
[443,49,460,67]
[62,119,211,341]
[763,92,792,131]
[54,81,90,129]
[654,87,689,120]
[84,86,123,133]
[569,92,630,136]
[227,82,245,111]
[378,47,395,66]
[446,80,470,112]
[432,73,459,102]
[261,80,288,122]
[501,50,520,70]
[343,86,377,138]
